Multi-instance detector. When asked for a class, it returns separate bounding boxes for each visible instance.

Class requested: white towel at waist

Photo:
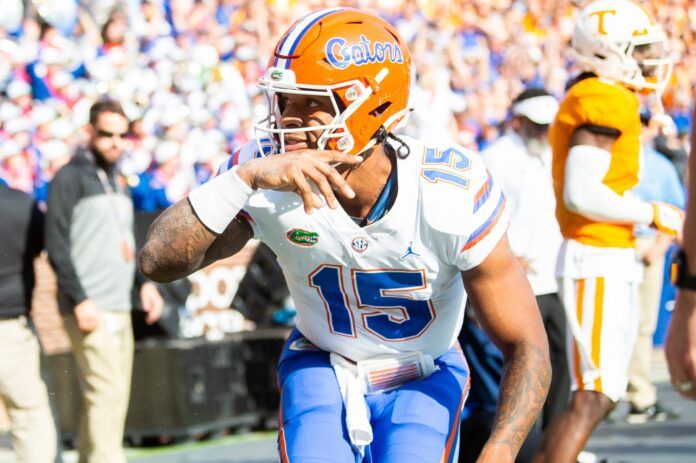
[330,352,373,454]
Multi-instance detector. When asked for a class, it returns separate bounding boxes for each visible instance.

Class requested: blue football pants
[276,329,470,463]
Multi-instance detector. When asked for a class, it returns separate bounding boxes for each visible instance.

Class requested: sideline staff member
[46,99,163,463]
[0,183,58,463]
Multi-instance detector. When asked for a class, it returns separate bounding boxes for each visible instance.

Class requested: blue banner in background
[654,245,679,346]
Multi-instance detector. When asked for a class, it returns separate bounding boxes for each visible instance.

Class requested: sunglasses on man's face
[96,128,128,139]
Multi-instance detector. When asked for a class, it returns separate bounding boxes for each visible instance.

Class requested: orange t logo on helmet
[589,9,616,35]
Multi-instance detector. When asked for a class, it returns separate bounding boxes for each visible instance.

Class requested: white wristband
[188,166,253,234]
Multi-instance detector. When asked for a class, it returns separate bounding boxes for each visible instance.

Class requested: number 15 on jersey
[309,265,436,342]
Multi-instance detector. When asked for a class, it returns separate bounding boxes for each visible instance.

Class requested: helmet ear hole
[369,102,392,117]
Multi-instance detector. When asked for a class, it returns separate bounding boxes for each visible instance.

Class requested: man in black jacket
[46,99,163,463]
[0,183,58,462]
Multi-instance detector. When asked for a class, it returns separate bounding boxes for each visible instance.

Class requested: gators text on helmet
[255,8,412,156]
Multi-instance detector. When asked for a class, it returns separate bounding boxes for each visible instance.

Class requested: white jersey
[221,137,509,362]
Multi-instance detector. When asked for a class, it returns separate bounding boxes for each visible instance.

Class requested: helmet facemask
[573,22,672,94]
[255,66,409,157]
[256,67,364,155]
[626,35,673,93]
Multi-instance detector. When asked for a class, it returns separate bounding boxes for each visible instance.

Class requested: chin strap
[372,126,410,159]
[386,132,410,159]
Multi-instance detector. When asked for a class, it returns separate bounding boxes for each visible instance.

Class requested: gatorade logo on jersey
[286,228,319,247]
[325,35,404,70]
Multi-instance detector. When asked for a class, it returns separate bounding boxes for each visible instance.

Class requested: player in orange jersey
[533,1,684,462]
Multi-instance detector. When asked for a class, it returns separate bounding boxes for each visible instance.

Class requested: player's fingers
[313,160,355,200]
[665,320,696,399]
[316,150,363,165]
[302,164,339,209]
[681,351,696,399]
[669,361,696,399]
[287,166,321,213]
[146,311,158,325]
[667,355,688,394]
[80,317,97,333]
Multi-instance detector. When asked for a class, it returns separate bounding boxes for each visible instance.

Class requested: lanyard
[85,151,133,259]
[86,149,125,217]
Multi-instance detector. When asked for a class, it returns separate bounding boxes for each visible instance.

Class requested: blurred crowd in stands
[1,0,694,209]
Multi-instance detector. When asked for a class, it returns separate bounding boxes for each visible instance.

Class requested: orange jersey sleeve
[550,77,642,248]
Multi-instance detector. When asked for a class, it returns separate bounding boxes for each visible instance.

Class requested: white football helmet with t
[572,0,672,93]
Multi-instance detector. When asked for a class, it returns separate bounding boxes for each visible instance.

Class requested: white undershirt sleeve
[563,145,653,225]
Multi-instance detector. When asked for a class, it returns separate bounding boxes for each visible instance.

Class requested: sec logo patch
[351,236,369,252]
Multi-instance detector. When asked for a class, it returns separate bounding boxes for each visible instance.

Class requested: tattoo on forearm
[488,341,551,458]
[201,217,252,265]
[139,200,217,282]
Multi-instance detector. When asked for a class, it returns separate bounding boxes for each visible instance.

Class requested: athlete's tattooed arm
[462,235,551,462]
[139,199,252,283]
[485,341,550,459]
[139,148,361,282]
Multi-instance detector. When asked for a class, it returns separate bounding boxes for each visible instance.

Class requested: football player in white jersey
[140,8,550,463]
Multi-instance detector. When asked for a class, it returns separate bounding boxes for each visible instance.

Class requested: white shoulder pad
[418,143,498,236]
[217,138,274,175]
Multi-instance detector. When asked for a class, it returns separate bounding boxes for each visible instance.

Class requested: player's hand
[140,282,165,324]
[641,245,662,266]
[651,202,684,241]
[665,291,696,399]
[74,299,100,333]
[236,149,362,214]
[651,112,678,137]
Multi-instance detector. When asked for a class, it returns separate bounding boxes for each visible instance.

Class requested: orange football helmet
[255,8,412,156]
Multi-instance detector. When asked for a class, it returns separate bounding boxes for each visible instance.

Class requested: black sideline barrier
[47,329,288,446]
[231,243,290,327]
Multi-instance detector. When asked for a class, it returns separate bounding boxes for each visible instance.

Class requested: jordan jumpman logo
[401,241,420,259]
